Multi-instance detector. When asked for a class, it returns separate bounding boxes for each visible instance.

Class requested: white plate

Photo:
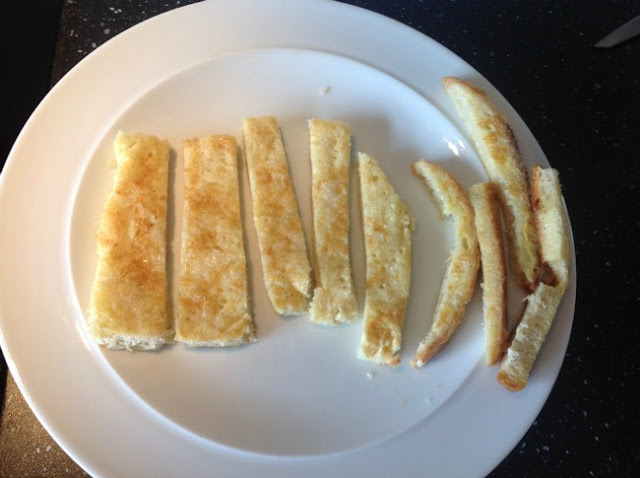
[0,0,576,476]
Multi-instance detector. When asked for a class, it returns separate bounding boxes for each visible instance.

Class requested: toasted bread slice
[242,116,312,315]
[469,182,508,366]
[308,119,358,325]
[530,167,571,287]
[357,152,414,367]
[443,77,540,292]
[411,161,480,368]
[176,135,256,347]
[498,167,570,391]
[88,131,173,350]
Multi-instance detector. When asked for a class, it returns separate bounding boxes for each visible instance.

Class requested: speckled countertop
[1,1,639,476]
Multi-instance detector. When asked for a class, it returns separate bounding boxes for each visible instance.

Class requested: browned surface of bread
[357,152,414,367]
[88,131,173,350]
[443,76,540,292]
[469,182,508,366]
[308,119,358,325]
[176,135,256,347]
[530,167,571,287]
[411,160,480,368]
[498,166,570,391]
[242,116,312,315]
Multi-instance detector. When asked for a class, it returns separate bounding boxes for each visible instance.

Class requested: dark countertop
[1,1,639,476]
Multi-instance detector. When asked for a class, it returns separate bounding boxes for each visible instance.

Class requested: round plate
[0,1,576,476]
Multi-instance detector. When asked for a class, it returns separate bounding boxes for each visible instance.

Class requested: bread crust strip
[469,182,508,366]
[442,76,540,292]
[308,119,358,325]
[411,161,480,368]
[498,167,570,391]
[176,135,256,347]
[242,116,312,315]
[357,153,413,367]
[88,131,173,350]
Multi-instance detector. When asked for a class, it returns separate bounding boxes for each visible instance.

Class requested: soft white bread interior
[308,119,359,325]
[357,152,414,367]
[469,181,508,366]
[176,135,256,347]
[88,131,173,350]
[242,116,312,315]
[498,166,570,391]
[411,160,480,368]
[443,76,540,292]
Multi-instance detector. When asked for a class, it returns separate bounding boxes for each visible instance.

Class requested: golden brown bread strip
[357,152,414,367]
[469,182,508,366]
[242,116,312,315]
[88,131,173,350]
[530,167,571,287]
[411,161,480,368]
[308,119,358,325]
[498,167,570,391]
[442,76,540,292]
[176,135,256,347]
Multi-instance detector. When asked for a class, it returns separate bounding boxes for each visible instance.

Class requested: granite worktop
[1,1,639,476]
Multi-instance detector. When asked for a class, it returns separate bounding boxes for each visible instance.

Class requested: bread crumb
[366,370,377,379]
[320,85,331,94]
